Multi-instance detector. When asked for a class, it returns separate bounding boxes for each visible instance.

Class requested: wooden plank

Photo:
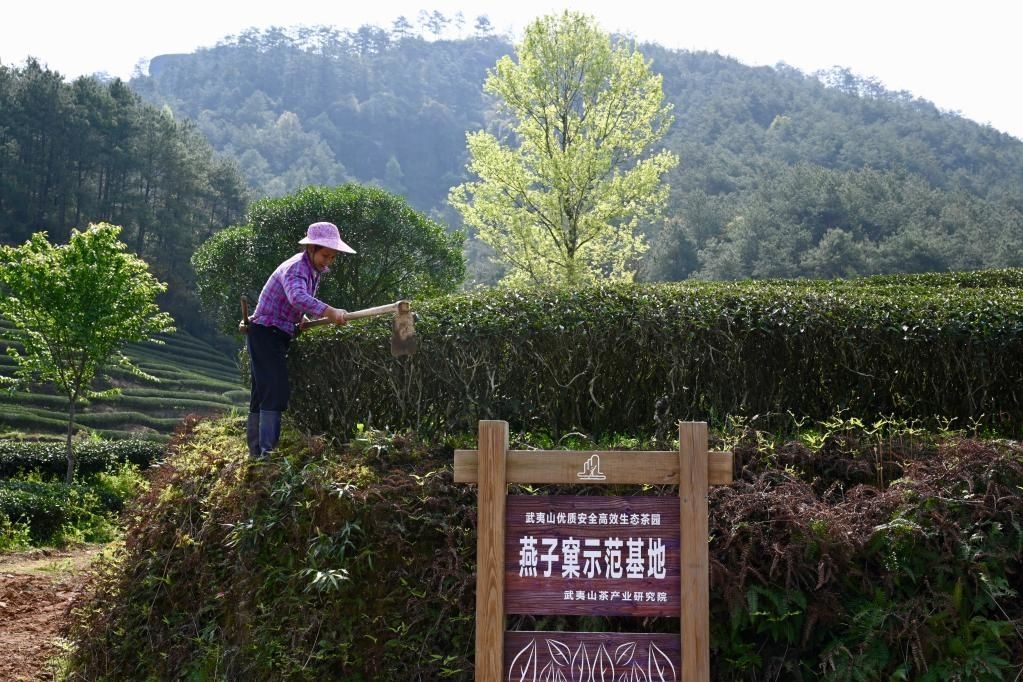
[679,422,709,682]
[505,631,680,681]
[476,420,508,682]
[454,449,733,486]
[504,496,681,617]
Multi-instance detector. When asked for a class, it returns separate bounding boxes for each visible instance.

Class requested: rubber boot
[259,410,282,457]
[246,412,261,459]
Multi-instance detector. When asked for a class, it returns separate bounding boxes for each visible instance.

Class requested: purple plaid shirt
[250,251,329,336]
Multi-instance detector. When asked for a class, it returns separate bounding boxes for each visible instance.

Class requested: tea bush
[0,479,123,543]
[287,272,1023,440]
[0,440,158,547]
[0,439,163,478]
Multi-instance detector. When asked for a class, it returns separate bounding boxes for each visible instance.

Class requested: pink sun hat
[298,221,356,254]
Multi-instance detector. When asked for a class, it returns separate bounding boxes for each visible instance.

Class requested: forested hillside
[0,60,251,339]
[128,19,1023,283]
[133,28,507,216]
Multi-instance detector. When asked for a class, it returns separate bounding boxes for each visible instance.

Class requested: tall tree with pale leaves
[449,11,678,286]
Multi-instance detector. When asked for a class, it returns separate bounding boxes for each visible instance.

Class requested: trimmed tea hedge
[857,267,1023,289]
[287,273,1023,439]
[0,322,246,439]
[0,439,163,478]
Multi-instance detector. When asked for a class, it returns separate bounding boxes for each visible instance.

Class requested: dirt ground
[0,545,103,682]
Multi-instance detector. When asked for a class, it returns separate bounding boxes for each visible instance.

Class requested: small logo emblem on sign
[577,454,606,481]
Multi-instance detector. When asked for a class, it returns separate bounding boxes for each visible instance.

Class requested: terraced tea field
[0,318,247,441]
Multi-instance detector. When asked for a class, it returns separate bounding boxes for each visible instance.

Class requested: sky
[3,0,1022,140]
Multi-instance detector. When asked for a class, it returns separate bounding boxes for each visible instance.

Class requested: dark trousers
[247,323,292,412]
[246,323,292,457]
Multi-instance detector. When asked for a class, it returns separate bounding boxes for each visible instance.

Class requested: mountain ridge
[50,26,1023,282]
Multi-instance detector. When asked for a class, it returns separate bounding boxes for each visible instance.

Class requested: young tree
[449,11,678,286]
[0,223,174,483]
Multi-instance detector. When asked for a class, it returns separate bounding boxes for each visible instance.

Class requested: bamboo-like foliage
[288,270,1023,439]
[63,418,1023,679]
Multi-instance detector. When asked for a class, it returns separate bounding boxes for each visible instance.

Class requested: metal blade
[390,311,418,357]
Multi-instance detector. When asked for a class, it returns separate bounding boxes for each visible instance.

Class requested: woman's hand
[325,306,348,325]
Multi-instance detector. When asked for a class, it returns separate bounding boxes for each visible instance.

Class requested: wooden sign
[454,420,731,682]
[505,495,681,617]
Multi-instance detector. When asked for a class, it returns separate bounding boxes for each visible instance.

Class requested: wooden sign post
[454,420,732,682]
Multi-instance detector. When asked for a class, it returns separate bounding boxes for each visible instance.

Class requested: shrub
[64,416,1023,680]
[0,479,122,543]
[0,513,32,551]
[286,274,1023,440]
[0,439,163,478]
[67,418,476,680]
[192,184,466,334]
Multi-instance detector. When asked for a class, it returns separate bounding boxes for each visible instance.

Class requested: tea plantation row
[0,317,247,442]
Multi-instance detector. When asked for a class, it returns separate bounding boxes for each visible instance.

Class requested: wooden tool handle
[299,300,408,331]
[345,301,401,320]
[299,316,333,331]
[239,295,251,333]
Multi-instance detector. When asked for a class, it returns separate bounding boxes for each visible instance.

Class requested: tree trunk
[65,399,77,485]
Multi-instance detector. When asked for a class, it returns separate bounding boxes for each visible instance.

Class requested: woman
[246,221,355,458]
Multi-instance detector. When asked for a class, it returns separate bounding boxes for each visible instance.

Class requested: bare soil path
[0,545,104,682]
